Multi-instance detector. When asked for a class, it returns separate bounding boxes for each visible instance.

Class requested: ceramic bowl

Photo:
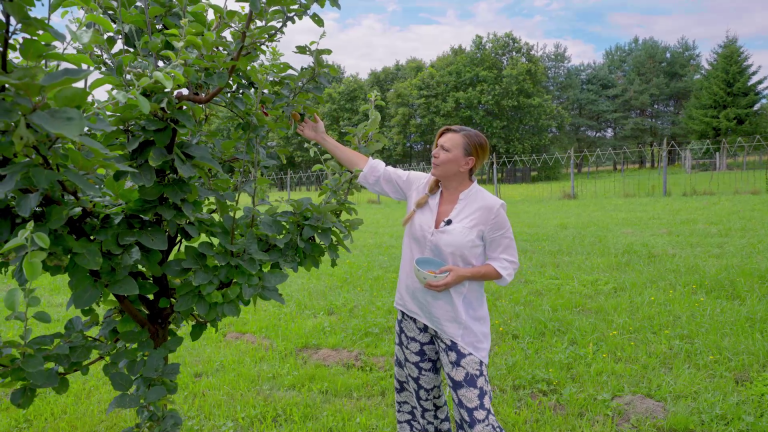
[413,256,450,286]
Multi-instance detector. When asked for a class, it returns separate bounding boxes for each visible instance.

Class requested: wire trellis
[265,135,768,202]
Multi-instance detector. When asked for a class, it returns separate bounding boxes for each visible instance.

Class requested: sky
[273,0,768,78]
[33,0,768,80]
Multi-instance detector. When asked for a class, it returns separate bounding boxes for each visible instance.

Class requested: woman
[297,114,519,432]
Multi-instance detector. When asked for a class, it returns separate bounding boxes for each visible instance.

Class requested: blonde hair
[402,126,490,227]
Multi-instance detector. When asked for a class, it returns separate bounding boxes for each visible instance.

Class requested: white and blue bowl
[414,256,450,286]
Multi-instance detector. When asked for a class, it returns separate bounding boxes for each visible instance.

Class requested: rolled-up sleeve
[357,157,430,202]
[483,202,519,286]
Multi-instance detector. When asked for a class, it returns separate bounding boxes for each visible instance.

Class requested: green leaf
[4,288,22,312]
[109,276,139,295]
[52,376,69,395]
[53,87,91,108]
[71,285,101,309]
[190,322,206,341]
[39,68,93,92]
[173,110,195,129]
[163,363,181,380]
[182,247,206,269]
[23,255,43,281]
[43,52,95,68]
[27,251,47,262]
[260,287,285,305]
[143,352,165,377]
[145,386,167,403]
[12,118,35,149]
[1,237,26,253]
[158,298,170,308]
[148,6,165,17]
[68,27,94,46]
[192,269,212,285]
[79,135,113,156]
[27,296,41,307]
[152,71,173,90]
[138,228,168,250]
[149,146,171,166]
[32,232,50,249]
[89,75,120,92]
[174,294,196,311]
[107,393,141,414]
[117,315,137,332]
[242,284,258,300]
[20,38,50,62]
[28,108,86,140]
[62,169,100,195]
[131,163,156,187]
[329,0,340,8]
[109,372,133,392]
[249,0,261,13]
[85,14,115,32]
[162,259,188,278]
[45,205,69,230]
[27,367,60,388]
[74,246,102,270]
[16,192,41,217]
[20,354,45,371]
[32,311,52,324]
[309,12,325,28]
[29,168,59,191]
[121,245,141,266]
[10,386,36,409]
[222,301,240,317]
[262,270,289,287]
[136,94,151,114]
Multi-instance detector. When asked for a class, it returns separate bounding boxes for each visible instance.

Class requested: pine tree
[683,32,767,143]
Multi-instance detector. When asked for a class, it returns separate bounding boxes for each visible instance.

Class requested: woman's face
[430,133,475,181]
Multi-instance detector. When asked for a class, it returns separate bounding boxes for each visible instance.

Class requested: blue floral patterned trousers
[394,310,504,432]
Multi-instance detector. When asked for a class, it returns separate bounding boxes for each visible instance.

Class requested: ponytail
[402,178,441,227]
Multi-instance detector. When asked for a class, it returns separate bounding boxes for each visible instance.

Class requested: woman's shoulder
[469,183,506,211]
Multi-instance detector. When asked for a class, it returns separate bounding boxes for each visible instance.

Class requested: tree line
[207,30,767,174]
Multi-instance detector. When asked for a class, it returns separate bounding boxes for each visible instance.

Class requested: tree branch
[31,145,52,169]
[114,294,154,331]
[1,2,11,92]
[141,0,157,68]
[210,102,245,122]
[57,179,81,202]
[58,355,105,377]
[174,10,254,104]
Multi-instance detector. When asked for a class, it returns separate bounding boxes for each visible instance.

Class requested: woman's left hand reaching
[424,266,469,292]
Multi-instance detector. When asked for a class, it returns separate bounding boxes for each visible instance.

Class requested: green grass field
[2,176,768,431]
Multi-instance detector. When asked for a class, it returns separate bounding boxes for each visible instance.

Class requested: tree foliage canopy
[0,0,385,430]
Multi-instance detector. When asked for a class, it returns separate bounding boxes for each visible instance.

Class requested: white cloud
[375,0,401,12]
[607,0,767,79]
[276,0,600,76]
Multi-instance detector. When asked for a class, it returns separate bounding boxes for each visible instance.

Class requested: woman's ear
[463,156,476,173]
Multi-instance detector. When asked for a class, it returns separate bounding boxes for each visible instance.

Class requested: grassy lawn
[1,176,767,431]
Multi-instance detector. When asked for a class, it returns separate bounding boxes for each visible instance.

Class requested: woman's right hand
[296,113,327,143]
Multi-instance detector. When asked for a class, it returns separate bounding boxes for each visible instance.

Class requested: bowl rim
[414,256,449,275]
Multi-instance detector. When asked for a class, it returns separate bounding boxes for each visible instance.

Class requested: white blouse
[357,157,519,364]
